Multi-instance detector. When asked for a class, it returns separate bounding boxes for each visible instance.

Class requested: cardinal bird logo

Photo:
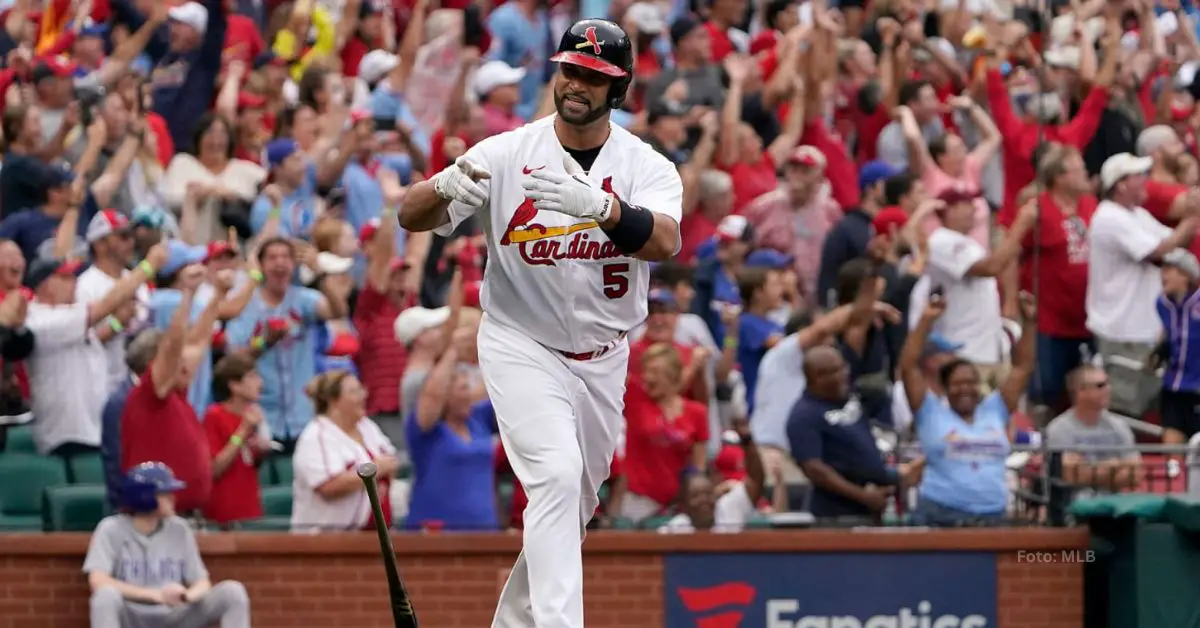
[676,582,757,628]
[576,26,604,54]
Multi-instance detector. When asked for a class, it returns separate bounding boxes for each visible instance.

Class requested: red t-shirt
[353,286,410,415]
[704,21,736,62]
[622,391,709,507]
[201,404,264,524]
[121,367,212,513]
[223,14,266,69]
[341,37,375,79]
[726,153,779,213]
[1143,180,1200,258]
[999,192,1097,338]
[495,447,621,529]
[679,212,718,264]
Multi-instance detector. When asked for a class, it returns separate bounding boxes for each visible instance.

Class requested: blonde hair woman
[291,370,400,533]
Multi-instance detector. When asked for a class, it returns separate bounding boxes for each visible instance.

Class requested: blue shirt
[916,390,1011,513]
[341,155,413,283]
[225,287,323,440]
[0,193,99,262]
[788,393,893,517]
[148,288,214,415]
[250,165,318,238]
[691,255,742,342]
[368,87,431,157]
[486,4,550,120]
[1157,290,1200,393]
[100,378,134,511]
[404,400,499,531]
[737,312,783,411]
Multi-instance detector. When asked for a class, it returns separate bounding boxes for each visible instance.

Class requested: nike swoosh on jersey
[522,165,545,175]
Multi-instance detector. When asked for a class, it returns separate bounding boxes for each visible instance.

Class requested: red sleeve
[1056,87,1111,149]
[1140,64,1167,123]
[145,113,174,166]
[985,69,1032,154]
[801,119,858,211]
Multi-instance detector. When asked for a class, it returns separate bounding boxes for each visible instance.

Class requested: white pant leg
[479,315,585,628]
[492,550,534,628]
[565,341,628,535]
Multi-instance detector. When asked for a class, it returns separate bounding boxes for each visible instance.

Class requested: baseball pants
[478,313,627,628]
[89,580,250,628]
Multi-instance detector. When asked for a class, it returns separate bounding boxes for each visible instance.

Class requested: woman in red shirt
[621,344,710,524]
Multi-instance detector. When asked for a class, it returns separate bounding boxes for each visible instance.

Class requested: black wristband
[601,199,654,255]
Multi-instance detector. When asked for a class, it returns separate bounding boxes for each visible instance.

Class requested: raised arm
[898,294,944,413]
[413,346,460,432]
[998,293,1037,412]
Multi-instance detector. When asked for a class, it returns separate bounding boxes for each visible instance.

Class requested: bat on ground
[357,462,419,628]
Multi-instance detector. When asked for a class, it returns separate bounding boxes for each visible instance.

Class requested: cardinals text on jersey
[434,116,683,354]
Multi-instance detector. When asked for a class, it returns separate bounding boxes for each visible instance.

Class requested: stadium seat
[273,457,293,486]
[260,486,292,517]
[258,460,277,486]
[0,454,68,531]
[67,454,105,484]
[610,516,636,530]
[43,485,108,531]
[745,515,773,529]
[639,515,673,531]
[3,425,36,454]
[237,517,290,531]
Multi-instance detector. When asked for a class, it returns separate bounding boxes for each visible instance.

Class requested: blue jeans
[911,498,1006,527]
[1029,334,1095,409]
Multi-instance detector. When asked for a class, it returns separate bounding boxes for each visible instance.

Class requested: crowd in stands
[0,0,1199,565]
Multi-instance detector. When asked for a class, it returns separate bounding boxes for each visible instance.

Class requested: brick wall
[0,529,1087,628]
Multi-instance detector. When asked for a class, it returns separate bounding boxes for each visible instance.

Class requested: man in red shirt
[202,352,271,526]
[354,172,417,447]
[999,144,1098,411]
[1137,126,1200,258]
[983,25,1118,213]
[122,266,231,515]
[704,0,748,62]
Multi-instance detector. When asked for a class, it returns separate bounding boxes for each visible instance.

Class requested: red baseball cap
[237,91,267,110]
[936,185,982,206]
[206,240,236,260]
[871,206,910,238]
[713,443,747,482]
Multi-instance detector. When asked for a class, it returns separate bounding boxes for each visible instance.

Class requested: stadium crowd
[0,0,1198,610]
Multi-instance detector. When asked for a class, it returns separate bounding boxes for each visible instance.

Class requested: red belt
[557,332,627,361]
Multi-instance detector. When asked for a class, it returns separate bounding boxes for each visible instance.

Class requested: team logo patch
[575,26,604,54]
[500,176,622,267]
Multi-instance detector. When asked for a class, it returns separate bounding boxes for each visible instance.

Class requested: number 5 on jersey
[603,263,629,299]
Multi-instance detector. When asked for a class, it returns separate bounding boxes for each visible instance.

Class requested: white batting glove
[432,156,490,207]
[520,156,614,221]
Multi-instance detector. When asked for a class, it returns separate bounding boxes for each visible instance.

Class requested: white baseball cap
[1043,46,1081,71]
[626,3,665,34]
[394,307,451,345]
[1100,153,1153,193]
[298,252,355,284]
[473,61,526,99]
[358,49,399,85]
[168,2,208,34]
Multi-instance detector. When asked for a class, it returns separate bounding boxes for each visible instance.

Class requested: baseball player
[399,18,683,628]
[83,462,252,628]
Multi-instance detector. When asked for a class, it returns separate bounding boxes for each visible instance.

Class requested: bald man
[787,346,910,520]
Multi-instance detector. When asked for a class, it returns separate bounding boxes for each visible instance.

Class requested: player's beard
[554,90,609,126]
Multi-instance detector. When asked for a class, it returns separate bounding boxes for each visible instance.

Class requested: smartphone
[930,285,945,299]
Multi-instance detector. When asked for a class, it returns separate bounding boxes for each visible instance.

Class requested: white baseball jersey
[436,116,683,354]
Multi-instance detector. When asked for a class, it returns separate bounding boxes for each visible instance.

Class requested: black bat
[356,462,420,628]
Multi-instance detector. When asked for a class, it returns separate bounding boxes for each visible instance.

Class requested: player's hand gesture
[433,156,490,208]
[520,155,614,221]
